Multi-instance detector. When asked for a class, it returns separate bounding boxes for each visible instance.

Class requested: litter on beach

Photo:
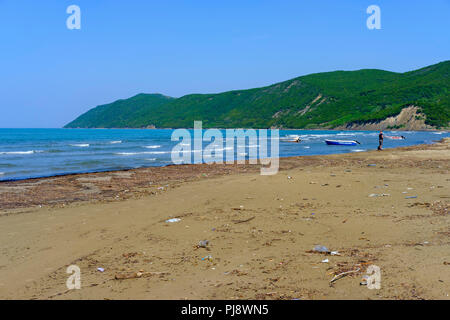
[201,255,213,262]
[114,271,169,280]
[360,275,369,286]
[198,240,209,248]
[313,245,330,253]
[166,218,181,223]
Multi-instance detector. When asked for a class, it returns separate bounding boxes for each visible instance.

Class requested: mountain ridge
[65,61,450,129]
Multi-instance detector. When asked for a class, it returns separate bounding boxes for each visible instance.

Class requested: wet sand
[0,139,449,299]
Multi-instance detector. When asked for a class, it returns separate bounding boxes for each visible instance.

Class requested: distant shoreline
[61,127,446,132]
[0,137,447,186]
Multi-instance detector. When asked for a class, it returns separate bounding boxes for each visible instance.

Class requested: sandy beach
[0,139,448,300]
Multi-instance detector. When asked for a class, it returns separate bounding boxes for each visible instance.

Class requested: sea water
[0,128,448,181]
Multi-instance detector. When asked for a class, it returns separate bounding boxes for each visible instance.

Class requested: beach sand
[0,139,448,300]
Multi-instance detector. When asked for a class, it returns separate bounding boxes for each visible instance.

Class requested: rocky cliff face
[336,106,438,131]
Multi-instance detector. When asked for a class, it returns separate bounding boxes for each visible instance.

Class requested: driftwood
[114,271,169,280]
[232,216,255,224]
[329,268,360,285]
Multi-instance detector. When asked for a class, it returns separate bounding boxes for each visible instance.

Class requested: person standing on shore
[378,131,384,150]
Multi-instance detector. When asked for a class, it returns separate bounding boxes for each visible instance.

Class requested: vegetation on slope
[65,61,449,129]
[65,94,174,128]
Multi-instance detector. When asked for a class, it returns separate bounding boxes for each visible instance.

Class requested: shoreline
[62,127,447,131]
[0,138,448,299]
[0,139,448,211]
[0,137,445,183]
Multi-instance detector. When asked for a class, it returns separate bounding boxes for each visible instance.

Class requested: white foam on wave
[205,146,234,151]
[302,134,334,139]
[0,172,4,175]
[71,144,90,147]
[0,150,42,155]
[109,140,122,144]
[116,151,169,155]
[351,149,366,152]
[336,133,354,136]
[145,158,156,161]
[144,145,161,149]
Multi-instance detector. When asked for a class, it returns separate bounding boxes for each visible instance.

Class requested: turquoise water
[0,128,448,181]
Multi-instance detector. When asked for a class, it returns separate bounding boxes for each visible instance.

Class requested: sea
[0,128,448,181]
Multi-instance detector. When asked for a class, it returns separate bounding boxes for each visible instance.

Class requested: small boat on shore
[325,139,360,146]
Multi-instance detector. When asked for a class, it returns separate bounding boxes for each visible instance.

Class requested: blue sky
[0,0,449,128]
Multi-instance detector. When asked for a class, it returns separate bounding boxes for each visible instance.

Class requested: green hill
[65,93,174,128]
[65,61,450,129]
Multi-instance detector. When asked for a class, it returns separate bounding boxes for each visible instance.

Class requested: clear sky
[0,0,448,128]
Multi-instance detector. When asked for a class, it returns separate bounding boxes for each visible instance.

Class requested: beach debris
[114,272,139,280]
[287,176,292,180]
[313,245,330,254]
[329,267,361,285]
[232,206,244,210]
[369,193,390,197]
[165,218,181,223]
[122,252,138,258]
[367,164,377,167]
[330,251,340,256]
[232,216,255,224]
[201,255,213,262]
[227,269,247,276]
[97,267,105,272]
[405,196,418,199]
[360,275,369,286]
[197,240,209,248]
[322,258,329,263]
[114,271,169,280]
